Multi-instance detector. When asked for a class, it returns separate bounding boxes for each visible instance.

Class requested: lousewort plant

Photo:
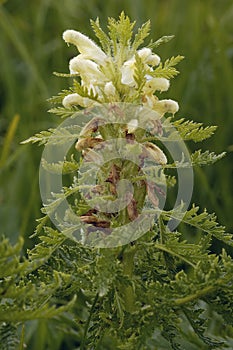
[1,12,233,350]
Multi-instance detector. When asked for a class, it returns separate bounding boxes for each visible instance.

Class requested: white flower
[121,48,161,87]
[104,82,116,96]
[63,30,107,64]
[142,96,179,116]
[62,93,94,108]
[143,77,170,94]
[69,56,107,84]
[137,48,160,66]
[146,53,161,66]
[121,59,135,87]
[153,99,179,115]
[127,119,138,133]
[62,28,177,111]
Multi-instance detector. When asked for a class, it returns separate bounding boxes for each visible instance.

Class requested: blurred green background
[0,0,233,245]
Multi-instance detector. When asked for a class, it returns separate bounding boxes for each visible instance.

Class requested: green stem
[158,216,165,245]
[176,273,233,305]
[121,246,137,313]
[158,216,176,277]
[153,243,196,268]
[174,285,215,306]
[80,293,99,350]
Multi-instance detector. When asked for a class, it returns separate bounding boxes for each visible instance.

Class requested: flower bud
[137,48,160,66]
[62,93,93,108]
[69,56,106,83]
[75,137,103,151]
[144,77,170,93]
[104,82,116,96]
[146,53,160,66]
[144,142,167,165]
[154,99,179,115]
[137,48,153,60]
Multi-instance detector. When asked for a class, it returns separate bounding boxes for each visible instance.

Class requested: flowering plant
[1,12,233,350]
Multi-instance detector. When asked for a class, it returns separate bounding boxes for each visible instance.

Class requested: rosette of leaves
[1,12,233,350]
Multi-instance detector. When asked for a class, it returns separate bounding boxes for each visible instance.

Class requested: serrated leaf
[152,55,184,79]
[132,20,151,51]
[173,118,217,142]
[148,35,175,49]
[41,156,79,174]
[90,18,111,54]
[191,150,226,166]
[163,205,233,246]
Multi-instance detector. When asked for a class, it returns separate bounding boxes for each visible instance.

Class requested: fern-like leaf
[148,35,175,49]
[164,150,225,168]
[172,118,217,142]
[151,55,184,79]
[90,18,111,54]
[132,20,151,51]
[41,156,79,175]
[191,150,226,166]
[133,53,149,91]
[163,205,233,246]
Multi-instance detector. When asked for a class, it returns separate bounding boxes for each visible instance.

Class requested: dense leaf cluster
[1,12,233,350]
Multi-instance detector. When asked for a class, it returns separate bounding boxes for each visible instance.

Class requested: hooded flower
[62,93,94,108]
[63,30,107,65]
[68,56,107,95]
[143,77,170,94]
[61,18,180,117]
[120,48,161,88]
[144,142,167,165]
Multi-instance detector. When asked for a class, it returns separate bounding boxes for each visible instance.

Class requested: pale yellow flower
[120,48,161,87]
[137,48,160,66]
[143,96,179,116]
[104,82,116,97]
[62,93,94,108]
[62,29,177,112]
[143,77,170,94]
[63,30,107,64]
[144,142,167,165]
[69,56,107,85]
[121,59,135,87]
[127,119,138,133]
[154,99,179,115]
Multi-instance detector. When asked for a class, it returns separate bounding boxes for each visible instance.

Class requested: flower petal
[63,30,107,64]
[143,77,170,93]
[154,99,179,115]
[146,53,160,66]
[69,56,107,85]
[104,82,116,96]
[127,119,138,133]
[144,142,167,164]
[121,59,135,86]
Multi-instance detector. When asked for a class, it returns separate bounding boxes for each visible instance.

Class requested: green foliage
[1,3,233,350]
[133,53,148,92]
[0,323,19,350]
[108,12,135,53]
[148,35,175,49]
[131,20,151,51]
[151,55,184,79]
[172,118,218,142]
[90,18,112,54]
